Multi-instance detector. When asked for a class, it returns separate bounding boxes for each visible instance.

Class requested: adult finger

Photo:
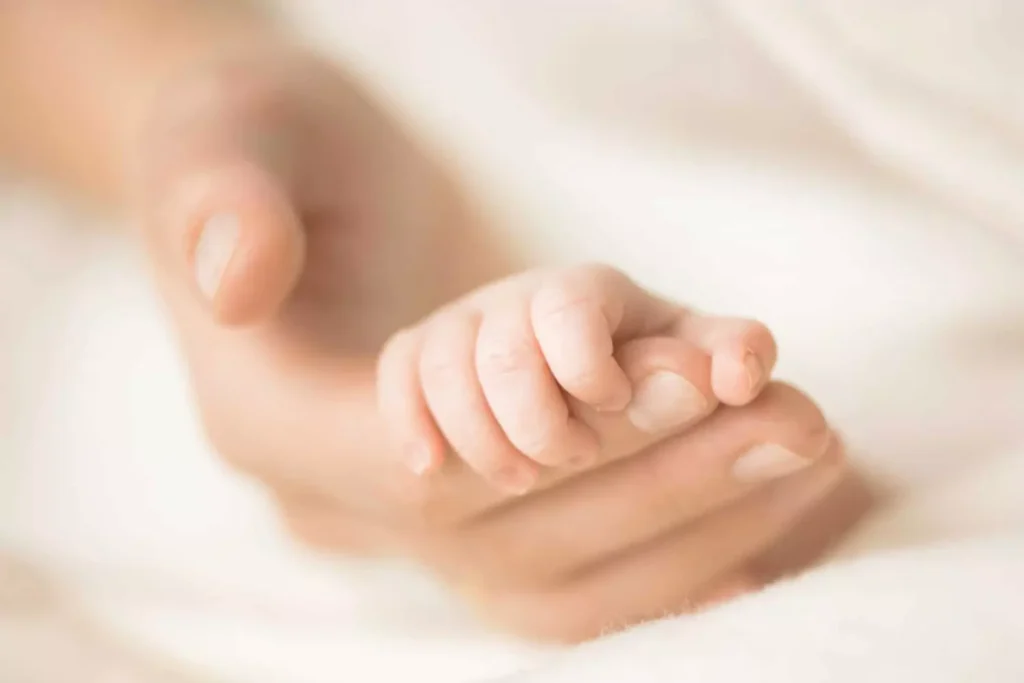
[471,453,846,643]
[140,65,306,326]
[421,383,836,588]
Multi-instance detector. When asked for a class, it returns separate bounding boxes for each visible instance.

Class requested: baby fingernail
[627,371,708,433]
[194,212,240,301]
[743,352,764,393]
[732,443,809,482]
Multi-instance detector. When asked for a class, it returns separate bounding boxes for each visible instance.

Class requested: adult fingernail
[194,212,240,301]
[627,371,708,433]
[732,443,810,482]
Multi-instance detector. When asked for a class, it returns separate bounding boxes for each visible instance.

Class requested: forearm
[0,0,281,207]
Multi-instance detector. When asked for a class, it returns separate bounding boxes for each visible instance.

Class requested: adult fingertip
[187,168,305,326]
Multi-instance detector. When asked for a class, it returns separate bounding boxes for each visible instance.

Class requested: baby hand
[377,264,777,493]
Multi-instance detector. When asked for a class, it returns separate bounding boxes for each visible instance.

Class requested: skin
[0,0,873,643]
[378,265,781,491]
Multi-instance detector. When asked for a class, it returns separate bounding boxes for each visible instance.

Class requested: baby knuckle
[418,349,462,387]
[458,421,509,462]
[558,364,604,392]
[476,340,536,379]
[418,314,475,382]
[531,281,595,326]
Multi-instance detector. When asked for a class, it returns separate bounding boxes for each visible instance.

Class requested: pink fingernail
[743,351,764,394]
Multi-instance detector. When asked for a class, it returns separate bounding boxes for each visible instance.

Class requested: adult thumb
[175,160,305,326]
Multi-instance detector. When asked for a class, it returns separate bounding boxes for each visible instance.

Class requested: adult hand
[134,40,870,643]
[280,378,863,643]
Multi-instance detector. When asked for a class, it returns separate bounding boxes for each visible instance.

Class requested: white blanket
[2,1,1024,681]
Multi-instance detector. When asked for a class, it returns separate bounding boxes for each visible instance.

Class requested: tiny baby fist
[528,269,635,412]
[378,264,699,492]
[474,297,601,470]
[378,309,546,495]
